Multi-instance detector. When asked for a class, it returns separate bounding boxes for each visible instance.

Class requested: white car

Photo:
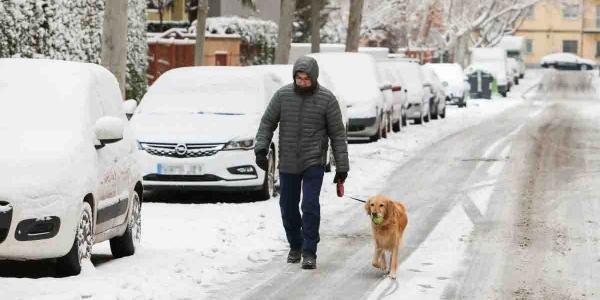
[131,67,281,200]
[427,63,469,108]
[376,60,408,132]
[0,59,143,276]
[249,64,348,172]
[422,64,447,119]
[393,59,432,124]
[508,58,520,85]
[309,52,388,142]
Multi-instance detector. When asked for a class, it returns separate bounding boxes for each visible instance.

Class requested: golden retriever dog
[364,195,408,279]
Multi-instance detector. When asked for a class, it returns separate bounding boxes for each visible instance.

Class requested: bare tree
[275,0,297,64]
[194,0,208,66]
[102,0,128,97]
[148,0,174,31]
[311,0,320,53]
[345,0,364,52]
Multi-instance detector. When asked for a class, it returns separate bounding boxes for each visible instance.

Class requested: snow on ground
[0,71,541,300]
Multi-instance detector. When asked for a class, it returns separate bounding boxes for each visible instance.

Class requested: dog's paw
[372,262,382,269]
[388,273,397,280]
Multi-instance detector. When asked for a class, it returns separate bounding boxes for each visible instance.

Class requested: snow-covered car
[131,67,281,200]
[471,47,510,97]
[308,52,388,141]
[376,60,408,131]
[422,64,447,118]
[541,53,596,70]
[249,64,348,172]
[0,59,143,276]
[393,59,432,124]
[427,63,469,107]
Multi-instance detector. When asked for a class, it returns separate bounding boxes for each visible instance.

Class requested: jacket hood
[293,56,319,92]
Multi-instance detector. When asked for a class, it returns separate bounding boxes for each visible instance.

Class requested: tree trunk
[345,0,364,52]
[310,0,320,53]
[194,0,209,66]
[101,0,128,98]
[275,0,296,64]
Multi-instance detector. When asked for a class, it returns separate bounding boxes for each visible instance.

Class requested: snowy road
[207,72,600,299]
[6,70,600,300]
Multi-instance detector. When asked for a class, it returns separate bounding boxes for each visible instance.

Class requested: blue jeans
[279,165,325,257]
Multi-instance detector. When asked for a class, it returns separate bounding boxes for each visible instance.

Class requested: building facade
[147,0,280,23]
[516,0,600,66]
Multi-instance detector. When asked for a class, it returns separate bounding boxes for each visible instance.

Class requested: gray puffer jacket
[255,56,349,175]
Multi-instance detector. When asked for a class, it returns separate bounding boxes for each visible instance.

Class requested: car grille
[140,142,224,158]
[144,174,223,182]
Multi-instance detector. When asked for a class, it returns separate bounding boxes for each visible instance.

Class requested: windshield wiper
[195,111,245,116]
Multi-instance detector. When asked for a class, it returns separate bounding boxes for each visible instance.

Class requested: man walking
[254,56,349,270]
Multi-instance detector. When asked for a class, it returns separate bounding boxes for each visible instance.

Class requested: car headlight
[223,138,255,150]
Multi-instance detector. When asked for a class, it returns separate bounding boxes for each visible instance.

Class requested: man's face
[295,71,312,88]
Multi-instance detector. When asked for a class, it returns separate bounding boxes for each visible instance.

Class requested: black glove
[255,150,268,171]
[333,171,348,184]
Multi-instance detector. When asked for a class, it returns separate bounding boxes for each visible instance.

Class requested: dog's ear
[364,198,371,215]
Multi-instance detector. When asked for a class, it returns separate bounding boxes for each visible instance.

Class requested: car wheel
[424,109,430,123]
[57,202,94,276]
[431,103,439,120]
[254,151,275,200]
[382,115,388,139]
[401,108,407,127]
[392,118,401,132]
[440,107,446,118]
[414,113,423,125]
[369,120,382,142]
[110,192,142,258]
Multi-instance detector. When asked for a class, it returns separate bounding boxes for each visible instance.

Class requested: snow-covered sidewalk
[0,71,541,300]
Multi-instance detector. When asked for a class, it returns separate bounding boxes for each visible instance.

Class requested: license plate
[157,164,203,175]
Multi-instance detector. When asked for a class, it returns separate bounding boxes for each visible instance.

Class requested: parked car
[131,67,281,200]
[471,47,510,97]
[0,59,143,276]
[540,52,596,70]
[392,59,432,124]
[422,64,447,119]
[427,63,469,107]
[376,60,408,132]
[249,63,348,172]
[308,52,388,141]
[497,35,526,79]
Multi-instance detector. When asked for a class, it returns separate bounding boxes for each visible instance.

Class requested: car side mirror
[123,99,138,120]
[94,116,125,149]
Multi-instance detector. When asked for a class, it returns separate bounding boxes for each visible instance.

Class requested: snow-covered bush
[192,16,278,65]
[0,0,147,100]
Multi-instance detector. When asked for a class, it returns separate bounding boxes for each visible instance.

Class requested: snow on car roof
[426,63,464,85]
[471,47,507,61]
[0,58,115,129]
[540,52,580,64]
[141,66,271,115]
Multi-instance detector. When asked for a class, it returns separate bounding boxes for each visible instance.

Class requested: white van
[471,48,510,97]
[308,52,388,141]
[0,59,143,276]
[497,36,526,78]
[131,67,281,200]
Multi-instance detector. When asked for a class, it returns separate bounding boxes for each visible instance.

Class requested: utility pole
[275,0,296,64]
[345,0,364,52]
[311,0,320,53]
[194,0,209,66]
[101,0,128,98]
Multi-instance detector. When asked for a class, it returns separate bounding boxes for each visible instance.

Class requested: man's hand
[255,150,268,171]
[333,171,347,184]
